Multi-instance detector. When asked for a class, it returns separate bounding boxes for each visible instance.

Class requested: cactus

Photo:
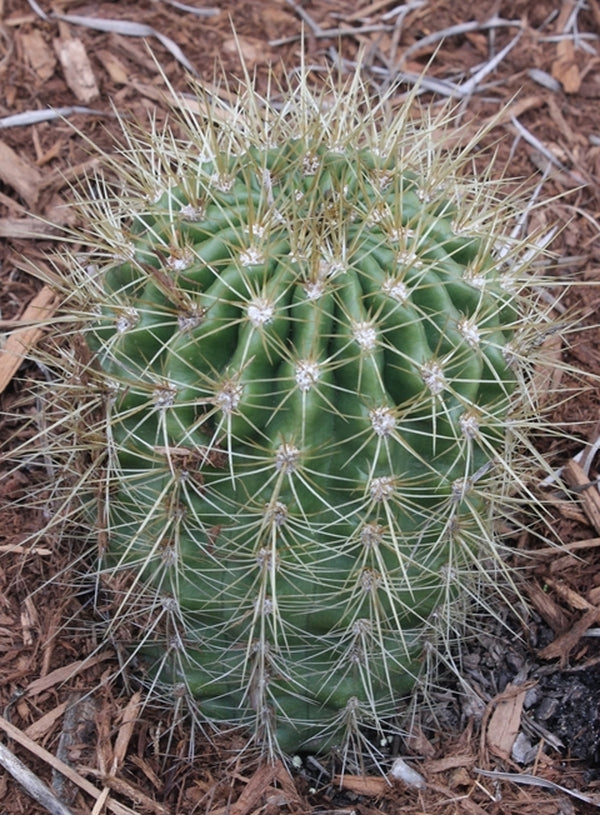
[17,67,562,763]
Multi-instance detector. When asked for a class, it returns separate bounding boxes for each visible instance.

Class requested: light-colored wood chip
[0,285,58,394]
[0,140,44,208]
[0,216,60,238]
[21,29,57,81]
[95,48,129,85]
[551,39,582,94]
[24,702,68,741]
[20,595,39,648]
[486,683,530,760]
[111,693,142,772]
[54,36,100,103]
[26,652,113,696]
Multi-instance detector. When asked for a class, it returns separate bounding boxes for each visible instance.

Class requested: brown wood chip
[0,140,44,208]
[563,459,600,535]
[0,285,58,394]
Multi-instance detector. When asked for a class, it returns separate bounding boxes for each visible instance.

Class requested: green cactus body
[40,73,555,759]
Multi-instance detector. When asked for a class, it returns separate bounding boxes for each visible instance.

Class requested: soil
[1,0,600,813]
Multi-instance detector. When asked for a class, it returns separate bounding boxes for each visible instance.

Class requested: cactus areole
[51,70,553,759]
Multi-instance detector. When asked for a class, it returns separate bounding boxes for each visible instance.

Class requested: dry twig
[0,740,76,815]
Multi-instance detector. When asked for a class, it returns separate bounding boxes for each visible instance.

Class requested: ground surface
[1,0,600,813]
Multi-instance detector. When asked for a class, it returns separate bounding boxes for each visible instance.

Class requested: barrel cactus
[25,67,559,763]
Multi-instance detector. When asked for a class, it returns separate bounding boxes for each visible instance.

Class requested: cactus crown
[12,64,567,768]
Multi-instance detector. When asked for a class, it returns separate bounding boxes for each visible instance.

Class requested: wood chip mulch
[1,0,600,813]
